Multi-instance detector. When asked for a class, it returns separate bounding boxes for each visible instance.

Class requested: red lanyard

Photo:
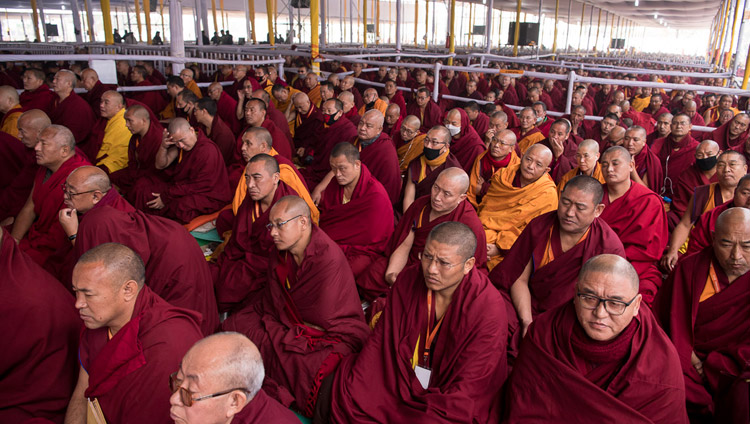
[423,290,445,366]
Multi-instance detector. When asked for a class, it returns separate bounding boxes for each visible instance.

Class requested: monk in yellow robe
[516,107,547,154]
[359,88,388,116]
[394,115,426,172]
[556,139,605,196]
[179,68,203,99]
[95,91,132,174]
[468,129,520,207]
[0,85,22,137]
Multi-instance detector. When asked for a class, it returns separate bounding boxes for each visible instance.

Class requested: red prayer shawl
[319,164,394,260]
[0,234,80,424]
[600,182,668,304]
[654,249,750,416]
[351,132,402,204]
[20,151,90,266]
[686,200,732,255]
[406,100,442,133]
[293,103,325,151]
[80,286,203,424]
[0,133,35,220]
[213,181,298,312]
[505,303,688,424]
[708,118,750,151]
[109,118,164,199]
[668,165,717,227]
[49,92,96,157]
[331,265,508,423]
[448,108,487,173]
[651,134,699,198]
[222,226,369,416]
[633,143,665,194]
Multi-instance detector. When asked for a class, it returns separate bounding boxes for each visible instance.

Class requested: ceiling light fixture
[635,0,639,6]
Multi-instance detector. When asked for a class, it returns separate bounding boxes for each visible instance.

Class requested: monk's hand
[691,351,705,378]
[297,147,306,158]
[487,243,500,257]
[311,187,323,206]
[549,137,564,159]
[485,129,496,143]
[385,272,399,286]
[660,250,679,273]
[475,176,485,195]
[58,208,79,237]
[147,193,165,209]
[161,129,174,149]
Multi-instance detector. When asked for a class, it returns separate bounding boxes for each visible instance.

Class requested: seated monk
[318,143,394,279]
[686,174,750,255]
[304,73,323,107]
[128,65,168,118]
[178,67,203,99]
[442,108,487,173]
[338,90,361,128]
[212,154,311,312]
[357,168,487,302]
[110,105,165,199]
[50,70,96,156]
[393,115,426,172]
[585,113,620,153]
[406,87,442,133]
[80,68,118,118]
[270,83,302,128]
[222,196,370,417]
[359,88,388,116]
[207,81,242,135]
[65,243,203,424]
[468,129,520,207]
[651,113,700,200]
[707,112,750,150]
[292,92,325,158]
[514,107,547,155]
[402,126,463,212]
[505,254,688,423]
[300,99,358,188]
[661,150,747,272]
[622,125,664,193]
[131,118,232,224]
[313,109,401,205]
[383,103,402,139]
[0,85,23,137]
[668,140,720,229]
[58,166,219,335]
[465,101,490,137]
[90,91,132,174]
[537,118,579,181]
[323,222,508,423]
[490,176,626,356]
[483,110,509,146]
[253,89,294,144]
[599,146,667,305]
[10,125,90,266]
[169,332,300,424]
[0,110,48,223]
[19,68,55,115]
[0,227,80,423]
[557,139,604,196]
[655,208,750,423]
[479,143,558,270]
[193,97,235,165]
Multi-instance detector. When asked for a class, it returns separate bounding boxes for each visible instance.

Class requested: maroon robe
[129,80,168,117]
[0,233,79,424]
[352,132,401,205]
[388,90,407,118]
[331,264,508,423]
[230,390,300,423]
[343,108,361,127]
[646,106,670,120]
[501,84,519,105]
[300,117,357,188]
[49,92,96,155]
[538,136,579,182]
[689,113,706,138]
[109,117,164,200]
[210,182,299,313]
[19,84,55,115]
[505,303,688,424]
[132,132,231,224]
[450,109,487,173]
[217,91,242,135]
[600,182,668,305]
[623,109,655,134]
[319,164,394,278]
[356,195,487,301]
[686,200,732,255]
[496,101,521,129]
[490,212,626,356]
[383,115,403,140]
[633,143,665,194]
[293,104,325,152]
[75,190,219,335]
[668,164,717,229]
[472,111,490,137]
[0,133,35,220]
[79,286,202,424]
[654,249,750,421]
[406,100,442,133]
[222,226,370,416]
[267,102,293,144]
[84,80,118,118]
[651,134,699,198]
[406,152,462,201]
[205,115,235,165]
[19,151,90,266]
[708,118,750,151]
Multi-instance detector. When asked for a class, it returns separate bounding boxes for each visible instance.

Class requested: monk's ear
[545,166,551,174]
[121,280,139,302]
[631,294,642,317]
[462,257,475,275]
[593,203,605,217]
[225,391,248,418]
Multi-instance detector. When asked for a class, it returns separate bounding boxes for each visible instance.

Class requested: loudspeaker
[507,22,539,45]
[291,0,310,8]
[610,38,625,49]
[45,23,59,37]
[472,25,486,35]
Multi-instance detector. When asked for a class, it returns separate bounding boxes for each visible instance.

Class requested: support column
[731,0,747,79]
[742,34,750,88]
[396,0,401,50]
[246,0,256,43]
[424,0,429,49]
[70,0,83,42]
[448,0,456,64]
[170,0,185,74]
[321,0,327,47]
[38,0,48,41]
[220,0,226,29]
[143,0,152,44]
[102,0,115,44]
[564,0,571,53]
[200,0,209,41]
[485,0,494,54]
[30,0,41,42]
[211,0,218,35]
[512,0,521,56]
[577,2,584,53]
[84,0,95,41]
[134,0,143,42]
[363,0,367,47]
[716,0,732,66]
[266,0,275,44]
[726,0,742,68]
[311,0,320,73]
[551,0,559,55]
[593,7,601,52]
[585,5,593,51]
[414,0,418,45]
[375,0,380,45]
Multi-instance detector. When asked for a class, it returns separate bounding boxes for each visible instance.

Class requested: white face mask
[446,124,461,137]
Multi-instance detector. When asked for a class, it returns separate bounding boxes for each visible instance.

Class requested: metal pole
[134,0,143,42]
[448,0,456,64]
[564,0,571,53]
[311,0,319,72]
[395,0,401,50]
[70,0,83,43]
[565,70,575,113]
[512,0,521,56]
[576,2,584,53]
[593,7,601,52]
[433,63,441,102]
[375,0,379,45]
[716,0,732,66]
[485,0,494,54]
[586,5,593,52]
[719,0,735,67]
[38,0,48,41]
[143,0,152,44]
[424,0,429,49]
[363,0,367,47]
[321,0,327,47]
[726,0,742,68]
[84,0,95,41]
[200,0,209,41]
[551,0,559,55]
[731,0,747,79]
[468,2,473,47]
[498,9,503,48]
[170,0,185,74]
[29,0,41,41]
[349,0,353,43]
[266,0,275,44]
[102,0,115,44]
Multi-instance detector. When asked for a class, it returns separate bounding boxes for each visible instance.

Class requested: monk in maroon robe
[402,126,462,211]
[651,113,700,199]
[654,208,750,423]
[208,83,242,135]
[357,168,487,301]
[442,108,486,173]
[0,228,79,424]
[491,176,626,357]
[707,113,750,150]
[10,125,90,266]
[131,118,231,224]
[599,146,667,305]
[80,69,118,118]
[536,119,579,181]
[383,103,403,139]
[623,125,664,193]
[300,99,358,188]
[0,131,34,219]
[292,92,325,155]
[506,254,688,423]
[687,175,750,255]
[58,166,218,335]
[19,68,55,115]
[319,144,394,279]
[406,88,442,133]
[253,89,293,144]
[49,70,96,154]
[222,196,370,417]
[240,98,294,160]
[193,97,235,164]
[66,243,203,424]
[128,66,168,116]
[169,333,300,424]
[325,223,508,423]
[667,140,720,229]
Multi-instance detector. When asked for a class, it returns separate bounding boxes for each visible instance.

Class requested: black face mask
[423,146,443,161]
[366,100,376,109]
[323,112,339,126]
[696,155,718,171]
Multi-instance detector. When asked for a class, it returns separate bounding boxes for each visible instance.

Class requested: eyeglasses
[61,184,98,198]
[419,251,464,270]
[169,372,249,407]
[266,214,302,231]
[576,292,638,316]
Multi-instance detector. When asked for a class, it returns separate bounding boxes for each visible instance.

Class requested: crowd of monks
[1,55,749,423]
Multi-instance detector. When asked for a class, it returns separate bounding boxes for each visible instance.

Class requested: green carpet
[190,228,223,246]
[293,411,311,423]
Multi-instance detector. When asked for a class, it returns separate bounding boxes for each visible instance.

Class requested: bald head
[402,115,421,130]
[271,195,311,220]
[713,208,750,279]
[76,242,146,288]
[697,139,720,155]
[0,85,19,113]
[126,104,151,121]
[17,109,51,148]
[68,165,111,193]
[425,222,477,262]
[608,126,626,146]
[602,145,632,162]
[524,143,554,165]
[579,138,599,152]
[53,70,76,94]
[338,90,354,104]
[436,167,470,194]
[168,117,192,134]
[363,109,385,127]
[579,254,639,293]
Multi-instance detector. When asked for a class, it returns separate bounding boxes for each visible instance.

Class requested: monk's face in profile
[35,128,70,168]
[339,77,354,91]
[72,261,135,331]
[244,102,266,127]
[233,66,247,81]
[167,84,183,98]
[420,239,474,296]
[716,153,747,189]
[100,93,124,120]
[240,134,269,163]
[575,271,641,342]
[207,84,222,101]
[245,161,279,202]
[268,206,308,251]
[124,111,148,135]
[431,175,467,215]
[63,175,99,213]
[729,115,750,138]
[519,110,536,131]
[623,129,647,157]
[81,70,98,91]
[733,180,750,208]
[273,88,290,103]
[713,215,750,280]
[600,150,633,186]
[558,186,605,235]
[22,71,44,91]
[17,116,43,149]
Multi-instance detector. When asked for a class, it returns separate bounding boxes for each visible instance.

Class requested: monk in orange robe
[179,68,203,99]
[514,107,546,154]
[393,115,426,172]
[556,139,605,196]
[0,85,22,137]
[469,129,520,207]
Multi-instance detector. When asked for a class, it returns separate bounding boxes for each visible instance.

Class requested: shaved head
[363,109,385,127]
[697,139,720,151]
[67,165,111,193]
[168,117,192,134]
[126,104,151,121]
[402,115,420,129]
[713,208,750,279]
[247,153,280,175]
[330,142,360,163]
[77,243,146,288]
[579,138,599,152]
[602,145,632,162]
[272,195,311,220]
[426,222,477,262]
[0,85,19,106]
[579,254,639,293]
[436,167,470,193]
[524,143,554,164]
